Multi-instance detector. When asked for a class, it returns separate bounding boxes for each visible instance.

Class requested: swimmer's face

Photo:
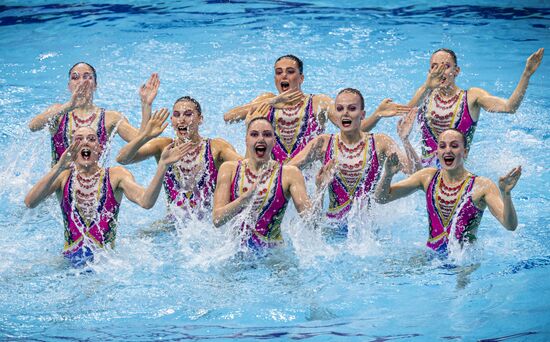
[246,119,275,161]
[437,130,468,170]
[430,51,460,88]
[274,58,304,94]
[334,92,365,132]
[73,127,101,166]
[68,63,97,93]
[172,100,202,141]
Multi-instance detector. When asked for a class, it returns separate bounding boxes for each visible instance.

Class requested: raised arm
[375,133,414,175]
[212,162,256,227]
[116,108,170,164]
[285,165,313,215]
[29,82,92,132]
[375,153,432,204]
[223,92,275,123]
[288,136,327,170]
[361,98,412,132]
[482,166,522,231]
[472,48,544,115]
[116,142,185,209]
[24,142,80,208]
[139,73,160,129]
[396,108,422,172]
[212,138,243,164]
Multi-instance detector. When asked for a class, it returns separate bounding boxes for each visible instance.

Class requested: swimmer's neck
[438,84,459,97]
[339,130,364,145]
[246,158,271,172]
[442,166,468,184]
[176,132,202,144]
[75,163,101,176]
[71,97,95,113]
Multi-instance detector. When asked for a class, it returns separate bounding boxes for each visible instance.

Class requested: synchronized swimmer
[25,48,544,266]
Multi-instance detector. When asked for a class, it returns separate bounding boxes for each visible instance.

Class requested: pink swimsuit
[324,134,381,221]
[417,90,477,167]
[267,94,322,163]
[61,168,120,260]
[163,139,218,212]
[425,170,484,253]
[230,161,288,248]
[51,109,108,165]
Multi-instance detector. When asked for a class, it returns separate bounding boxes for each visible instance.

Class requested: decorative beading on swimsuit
[267,94,322,163]
[425,170,484,252]
[61,168,120,257]
[163,138,218,213]
[51,108,108,165]
[230,160,288,248]
[324,133,381,220]
[417,90,476,168]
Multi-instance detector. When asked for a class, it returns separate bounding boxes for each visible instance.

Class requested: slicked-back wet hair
[174,96,202,116]
[69,62,97,85]
[432,48,458,66]
[246,117,274,132]
[337,88,365,110]
[440,128,468,149]
[275,54,303,74]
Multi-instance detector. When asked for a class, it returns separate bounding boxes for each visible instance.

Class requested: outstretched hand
[270,89,303,109]
[68,81,93,109]
[315,159,336,190]
[246,101,271,124]
[159,141,187,166]
[499,166,522,193]
[375,98,412,118]
[397,107,417,140]
[143,108,170,138]
[58,141,81,170]
[426,63,446,90]
[525,48,544,76]
[383,152,401,176]
[140,73,160,105]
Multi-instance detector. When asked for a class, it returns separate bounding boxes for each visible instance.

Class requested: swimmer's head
[335,88,365,132]
[246,117,275,161]
[172,96,203,141]
[72,126,102,166]
[437,128,469,170]
[274,55,304,94]
[68,62,97,90]
[430,48,460,88]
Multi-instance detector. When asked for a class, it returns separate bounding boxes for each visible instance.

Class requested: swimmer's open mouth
[177,125,189,134]
[254,144,267,157]
[281,81,290,91]
[441,77,447,83]
[81,148,91,160]
[443,155,455,166]
[341,118,352,127]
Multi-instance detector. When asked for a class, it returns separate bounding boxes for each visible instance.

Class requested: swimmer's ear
[299,73,304,84]
[361,109,366,120]
[454,65,461,78]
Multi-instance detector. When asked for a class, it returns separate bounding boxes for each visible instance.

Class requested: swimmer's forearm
[29,103,72,132]
[408,85,430,107]
[138,162,169,209]
[139,102,152,132]
[212,196,250,227]
[500,191,518,231]
[24,164,65,208]
[374,172,395,204]
[504,70,532,114]
[400,138,421,173]
[116,132,151,165]
[361,113,381,132]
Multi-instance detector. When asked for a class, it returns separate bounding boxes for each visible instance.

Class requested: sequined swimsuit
[230,161,288,248]
[417,90,476,167]
[61,168,120,265]
[425,170,484,253]
[323,133,381,222]
[163,139,218,214]
[51,108,108,165]
[267,94,322,163]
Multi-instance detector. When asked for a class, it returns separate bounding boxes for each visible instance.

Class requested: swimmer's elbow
[116,155,131,165]
[24,197,37,209]
[504,221,518,231]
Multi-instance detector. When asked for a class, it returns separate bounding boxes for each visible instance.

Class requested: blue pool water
[1,1,549,340]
